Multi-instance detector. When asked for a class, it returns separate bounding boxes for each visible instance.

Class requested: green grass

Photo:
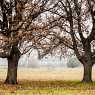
[3,89,95,95]
[0,80,95,95]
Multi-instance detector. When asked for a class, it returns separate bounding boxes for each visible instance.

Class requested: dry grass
[17,68,83,81]
[0,67,95,94]
[0,80,94,95]
[1,67,95,81]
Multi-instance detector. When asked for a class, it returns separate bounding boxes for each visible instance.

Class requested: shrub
[67,57,81,68]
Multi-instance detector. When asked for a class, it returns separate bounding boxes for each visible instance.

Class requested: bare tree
[0,0,55,84]
[35,0,95,83]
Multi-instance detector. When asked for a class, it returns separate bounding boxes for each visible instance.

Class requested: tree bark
[5,46,21,84]
[82,63,93,83]
[5,57,18,84]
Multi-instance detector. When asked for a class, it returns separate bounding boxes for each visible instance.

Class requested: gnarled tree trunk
[82,63,93,83]
[5,46,21,84]
[79,41,93,83]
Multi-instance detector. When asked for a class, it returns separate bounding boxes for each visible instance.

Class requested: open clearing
[0,67,95,95]
[0,67,95,81]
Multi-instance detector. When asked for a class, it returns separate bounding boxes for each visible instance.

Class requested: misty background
[0,49,82,69]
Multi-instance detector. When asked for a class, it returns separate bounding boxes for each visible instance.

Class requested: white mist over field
[0,50,81,68]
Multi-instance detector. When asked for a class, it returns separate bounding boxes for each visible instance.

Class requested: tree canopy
[33,0,95,83]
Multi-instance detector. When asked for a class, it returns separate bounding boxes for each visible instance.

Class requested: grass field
[0,67,95,95]
[0,80,95,95]
[1,67,95,81]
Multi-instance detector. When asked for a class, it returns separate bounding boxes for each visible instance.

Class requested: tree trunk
[5,46,20,84]
[5,57,18,84]
[82,63,93,83]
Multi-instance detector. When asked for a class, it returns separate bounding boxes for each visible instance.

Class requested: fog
[0,50,82,68]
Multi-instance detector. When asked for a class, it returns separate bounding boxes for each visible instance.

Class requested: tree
[35,0,95,83]
[0,0,54,84]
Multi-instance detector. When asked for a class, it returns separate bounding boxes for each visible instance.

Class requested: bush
[67,57,81,68]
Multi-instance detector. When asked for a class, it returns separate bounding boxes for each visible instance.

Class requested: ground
[0,67,95,95]
[0,80,95,95]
